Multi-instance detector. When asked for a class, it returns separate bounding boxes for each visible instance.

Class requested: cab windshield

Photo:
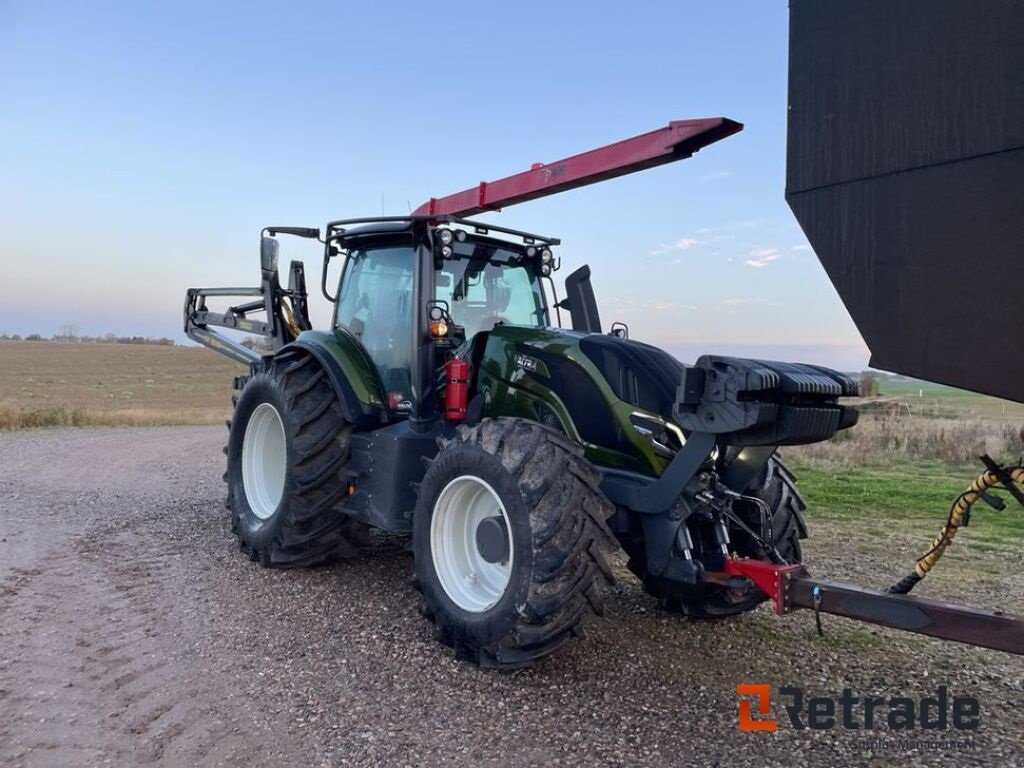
[436,240,547,339]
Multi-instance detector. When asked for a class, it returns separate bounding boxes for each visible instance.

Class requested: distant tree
[55,322,79,342]
[17,330,178,345]
[10,334,21,341]
[860,371,880,397]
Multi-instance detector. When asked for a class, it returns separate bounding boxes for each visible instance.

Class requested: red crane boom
[412,117,742,218]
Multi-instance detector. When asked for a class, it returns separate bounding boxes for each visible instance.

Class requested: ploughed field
[0,341,240,429]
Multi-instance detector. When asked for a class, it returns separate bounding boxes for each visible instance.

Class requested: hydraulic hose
[887,464,1024,595]
[281,298,304,340]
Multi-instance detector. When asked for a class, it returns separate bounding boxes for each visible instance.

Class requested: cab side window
[335,245,415,407]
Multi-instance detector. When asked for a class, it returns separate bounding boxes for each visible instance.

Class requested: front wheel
[624,455,807,618]
[225,350,366,567]
[413,418,617,669]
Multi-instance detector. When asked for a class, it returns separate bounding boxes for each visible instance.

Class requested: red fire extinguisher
[444,358,469,422]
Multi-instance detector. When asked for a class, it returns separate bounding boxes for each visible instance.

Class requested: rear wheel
[225,350,366,567]
[624,455,806,618]
[413,418,617,669]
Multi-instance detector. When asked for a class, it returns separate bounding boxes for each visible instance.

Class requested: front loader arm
[413,118,742,217]
[183,287,267,365]
[184,242,313,365]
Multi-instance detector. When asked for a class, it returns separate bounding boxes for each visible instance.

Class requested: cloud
[724,298,749,305]
[697,170,733,183]
[744,248,781,268]
[650,219,767,257]
[649,237,701,256]
[606,297,697,315]
[791,244,812,252]
[651,301,696,312]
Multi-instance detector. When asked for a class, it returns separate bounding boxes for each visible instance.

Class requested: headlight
[441,245,453,259]
[540,263,552,277]
[437,228,454,246]
[541,248,553,265]
[454,229,468,242]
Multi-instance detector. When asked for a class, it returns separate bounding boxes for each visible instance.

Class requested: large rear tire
[413,418,617,669]
[225,350,366,568]
[624,455,806,618]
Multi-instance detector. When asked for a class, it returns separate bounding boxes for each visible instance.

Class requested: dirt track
[1,427,1022,767]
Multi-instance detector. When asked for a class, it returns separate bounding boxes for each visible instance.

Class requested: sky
[0,0,871,370]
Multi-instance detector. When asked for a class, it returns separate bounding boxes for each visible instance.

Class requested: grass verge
[0,402,226,430]
[789,460,1024,551]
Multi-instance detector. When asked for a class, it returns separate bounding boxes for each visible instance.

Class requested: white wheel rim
[430,475,514,613]
[242,403,287,520]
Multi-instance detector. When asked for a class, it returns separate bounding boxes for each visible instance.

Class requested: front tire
[624,455,807,618]
[226,350,365,567]
[413,418,617,669]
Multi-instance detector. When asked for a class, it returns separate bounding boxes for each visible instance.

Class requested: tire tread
[419,418,617,669]
[226,352,365,568]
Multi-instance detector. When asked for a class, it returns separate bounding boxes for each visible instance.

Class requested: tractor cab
[322,217,560,421]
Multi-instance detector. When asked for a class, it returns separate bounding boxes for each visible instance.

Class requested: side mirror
[261,237,280,276]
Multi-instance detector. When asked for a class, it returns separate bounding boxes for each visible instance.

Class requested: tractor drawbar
[722,457,1024,656]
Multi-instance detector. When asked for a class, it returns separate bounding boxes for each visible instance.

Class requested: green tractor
[185,119,858,668]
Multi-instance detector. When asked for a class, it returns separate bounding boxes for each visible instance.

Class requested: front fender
[282,329,387,429]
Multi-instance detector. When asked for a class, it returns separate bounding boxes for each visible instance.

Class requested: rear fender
[281,329,387,429]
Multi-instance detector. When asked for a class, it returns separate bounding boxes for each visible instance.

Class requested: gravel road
[1,427,1021,767]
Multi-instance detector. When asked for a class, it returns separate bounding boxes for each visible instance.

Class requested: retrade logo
[736,684,981,732]
[737,684,777,732]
